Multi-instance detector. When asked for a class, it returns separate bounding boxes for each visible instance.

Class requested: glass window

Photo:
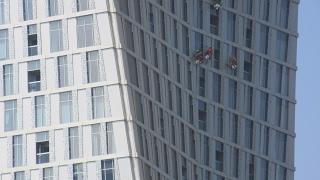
[86,51,100,83]
[73,163,85,180]
[106,123,115,154]
[245,119,253,149]
[91,124,101,156]
[48,0,59,16]
[142,64,150,95]
[148,3,154,33]
[123,19,134,51]
[58,56,69,87]
[228,79,237,109]
[50,20,63,52]
[209,5,219,35]
[212,72,221,103]
[227,12,236,42]
[243,0,253,15]
[154,71,161,103]
[133,0,141,24]
[277,0,289,28]
[261,59,269,88]
[216,108,224,138]
[259,24,269,55]
[127,53,139,87]
[244,52,253,81]
[92,86,105,119]
[182,0,188,22]
[35,96,46,127]
[101,159,114,180]
[59,91,73,123]
[77,15,94,48]
[260,0,270,21]
[260,91,269,121]
[27,24,38,56]
[262,126,269,156]
[277,166,287,180]
[3,64,13,96]
[276,31,288,61]
[0,0,5,24]
[230,114,238,144]
[69,127,79,159]
[0,29,8,59]
[4,100,17,131]
[76,0,89,12]
[245,86,253,115]
[182,25,189,55]
[260,159,269,180]
[275,131,287,162]
[199,67,205,97]
[43,167,54,180]
[231,148,239,177]
[23,0,33,21]
[244,19,253,48]
[14,171,25,180]
[198,100,207,131]
[13,135,23,167]
[119,0,129,15]
[215,141,224,171]
[28,60,41,92]
[36,131,49,164]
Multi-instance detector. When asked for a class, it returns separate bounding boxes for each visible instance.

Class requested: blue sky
[295,0,320,179]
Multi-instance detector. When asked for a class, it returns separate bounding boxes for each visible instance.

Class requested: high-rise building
[0,0,298,180]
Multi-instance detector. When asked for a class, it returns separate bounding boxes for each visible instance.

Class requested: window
[27,25,38,56]
[260,92,269,121]
[245,119,253,149]
[119,0,129,15]
[260,0,270,21]
[275,97,282,127]
[13,135,23,167]
[260,159,269,180]
[4,100,17,131]
[276,31,288,61]
[262,126,269,156]
[259,24,269,54]
[245,86,253,115]
[77,0,89,11]
[196,0,203,29]
[244,19,253,48]
[246,153,255,180]
[28,60,41,92]
[227,12,236,42]
[212,72,221,103]
[215,141,224,171]
[228,79,237,109]
[0,29,8,59]
[123,19,134,51]
[0,0,5,24]
[231,148,239,177]
[160,11,166,40]
[86,50,100,83]
[275,64,283,93]
[23,0,33,20]
[209,5,219,35]
[48,0,59,16]
[58,56,70,87]
[139,30,146,59]
[162,45,168,75]
[181,157,187,180]
[188,96,193,124]
[134,91,144,123]
[198,100,207,131]
[101,160,115,180]
[199,67,205,97]
[106,123,115,154]
[261,59,269,88]
[148,3,154,33]
[230,114,238,144]
[182,25,189,55]
[277,0,289,28]
[91,124,102,156]
[244,52,253,81]
[133,0,141,24]
[50,20,63,52]
[216,108,224,138]
[3,64,13,95]
[59,91,73,123]
[43,167,54,180]
[35,96,46,127]
[77,15,94,48]
[173,20,178,48]
[14,171,25,180]
[127,53,139,87]
[243,0,253,15]
[69,127,79,159]
[275,131,287,162]
[36,132,49,164]
[182,0,188,22]
[176,87,182,117]
[154,72,161,103]
[142,64,150,94]
[277,166,287,180]
[92,87,105,119]
[73,163,85,180]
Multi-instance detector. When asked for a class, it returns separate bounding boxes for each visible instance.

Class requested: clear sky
[295,0,320,179]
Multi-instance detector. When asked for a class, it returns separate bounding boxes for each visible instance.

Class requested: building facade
[0,0,298,180]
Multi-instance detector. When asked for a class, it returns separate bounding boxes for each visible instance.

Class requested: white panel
[14,27,24,58]
[95,0,107,10]
[118,158,134,180]
[0,138,8,169]
[10,0,19,23]
[58,165,69,180]
[0,102,4,133]
[46,58,57,90]
[72,53,83,86]
[82,125,92,157]
[30,169,40,180]
[50,93,60,125]
[54,129,64,162]
[108,85,124,119]
[19,62,28,94]
[41,23,50,55]
[102,49,118,84]
[87,162,97,180]
[67,18,77,51]
[37,0,46,19]
[78,89,88,122]
[26,133,36,165]
[1,174,11,180]
[113,121,129,155]
[23,98,33,130]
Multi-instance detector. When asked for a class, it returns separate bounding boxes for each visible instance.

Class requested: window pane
[0,29,8,59]
[69,127,79,159]
[48,0,59,16]
[35,96,46,127]
[86,51,100,83]
[4,100,17,131]
[101,159,114,180]
[3,64,13,95]
[50,20,63,52]
[13,135,23,167]
[91,124,101,155]
[60,91,73,123]
[77,15,94,48]
[23,0,33,20]
[58,56,69,87]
